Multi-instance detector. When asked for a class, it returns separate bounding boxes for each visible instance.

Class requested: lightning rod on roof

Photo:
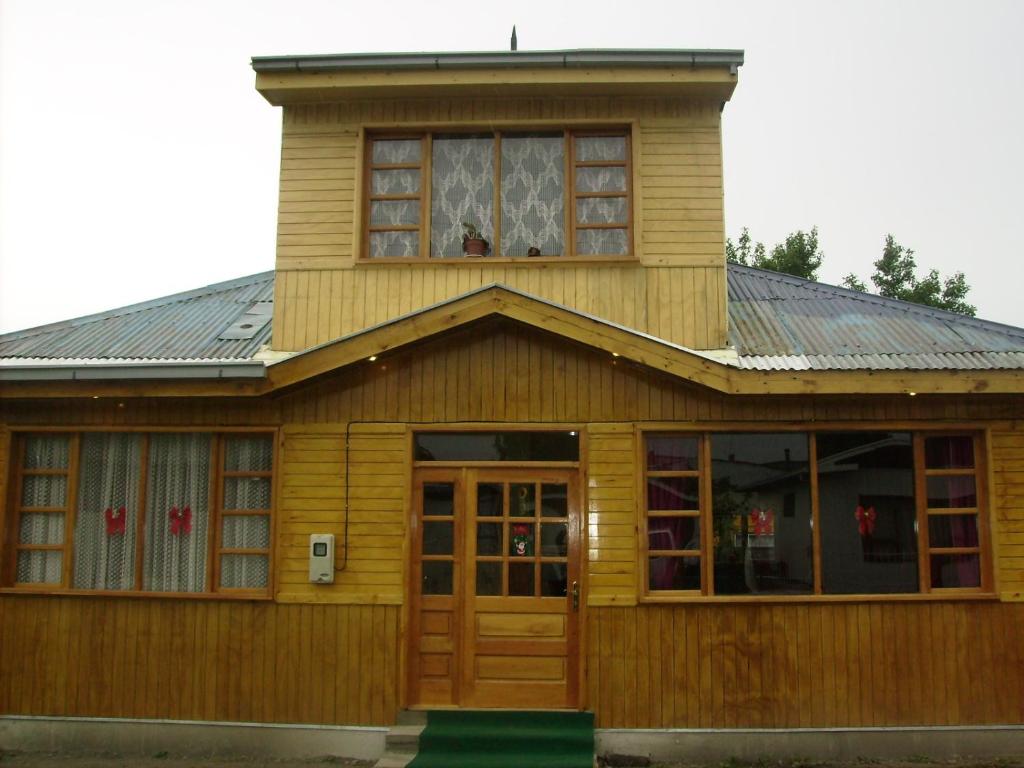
[511,26,518,52]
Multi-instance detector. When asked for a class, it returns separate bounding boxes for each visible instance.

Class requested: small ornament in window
[855,505,876,537]
[511,523,532,556]
[749,507,773,536]
[105,506,127,536]
[169,505,193,535]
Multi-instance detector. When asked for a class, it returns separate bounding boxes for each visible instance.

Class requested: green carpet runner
[407,710,595,768]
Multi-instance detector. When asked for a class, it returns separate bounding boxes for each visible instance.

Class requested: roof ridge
[0,271,275,344]
[726,262,1024,340]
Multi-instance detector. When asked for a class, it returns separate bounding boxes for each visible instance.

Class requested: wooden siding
[993,428,1024,600]
[272,97,728,351]
[0,596,399,725]
[587,602,1024,728]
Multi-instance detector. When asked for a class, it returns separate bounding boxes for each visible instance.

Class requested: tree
[725,226,823,281]
[841,235,976,317]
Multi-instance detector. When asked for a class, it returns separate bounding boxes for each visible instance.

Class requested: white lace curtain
[220,436,272,589]
[431,136,495,258]
[500,135,565,257]
[16,435,70,583]
[143,433,211,592]
[73,433,142,590]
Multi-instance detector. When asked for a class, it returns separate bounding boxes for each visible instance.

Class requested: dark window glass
[540,523,568,556]
[541,563,568,596]
[476,561,502,596]
[648,556,700,591]
[510,483,536,517]
[423,483,454,517]
[648,516,699,552]
[414,432,579,461]
[422,561,453,595]
[925,436,975,469]
[477,522,502,556]
[646,436,699,471]
[816,432,919,594]
[422,521,453,555]
[930,554,981,588]
[477,484,503,517]
[647,477,699,511]
[541,484,567,517]
[926,476,977,508]
[928,514,979,548]
[711,433,813,595]
[508,562,534,596]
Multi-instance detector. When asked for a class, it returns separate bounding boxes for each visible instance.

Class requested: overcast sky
[2,0,1022,334]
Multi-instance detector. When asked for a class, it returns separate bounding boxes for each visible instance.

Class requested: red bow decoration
[169,505,192,535]
[749,507,774,536]
[105,506,127,536]
[855,505,876,536]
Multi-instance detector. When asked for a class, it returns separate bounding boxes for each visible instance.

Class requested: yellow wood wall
[587,602,1024,728]
[272,96,728,351]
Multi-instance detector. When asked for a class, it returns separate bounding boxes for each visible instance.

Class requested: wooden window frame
[2,429,277,599]
[361,128,633,262]
[639,428,993,601]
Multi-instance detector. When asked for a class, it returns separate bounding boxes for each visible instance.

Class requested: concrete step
[373,753,415,768]
[385,723,423,752]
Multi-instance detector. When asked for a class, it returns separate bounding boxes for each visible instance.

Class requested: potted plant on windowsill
[461,222,490,257]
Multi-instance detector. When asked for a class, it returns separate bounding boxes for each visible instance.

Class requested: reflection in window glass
[415,432,579,461]
[817,432,918,594]
[422,560,453,595]
[711,433,813,595]
[648,556,700,591]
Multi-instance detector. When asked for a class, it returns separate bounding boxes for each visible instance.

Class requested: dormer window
[364,129,632,260]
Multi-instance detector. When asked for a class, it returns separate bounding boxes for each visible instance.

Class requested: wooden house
[1,48,1023,761]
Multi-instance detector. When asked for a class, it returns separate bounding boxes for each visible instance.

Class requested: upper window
[364,130,632,260]
[5,431,274,596]
[642,431,989,598]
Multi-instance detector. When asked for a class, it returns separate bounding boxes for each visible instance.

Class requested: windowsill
[357,256,641,267]
[637,591,1000,605]
[0,587,274,602]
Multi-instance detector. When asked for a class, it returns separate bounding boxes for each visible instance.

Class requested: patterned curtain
[143,433,211,592]
[500,135,564,257]
[431,136,494,258]
[16,435,70,583]
[220,436,272,589]
[73,433,143,590]
[368,139,421,258]
[574,136,629,256]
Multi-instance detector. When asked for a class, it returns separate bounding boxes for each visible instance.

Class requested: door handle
[571,581,579,612]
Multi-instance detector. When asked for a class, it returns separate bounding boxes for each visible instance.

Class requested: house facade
[1,49,1023,757]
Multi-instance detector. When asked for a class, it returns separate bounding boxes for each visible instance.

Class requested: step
[385,723,424,753]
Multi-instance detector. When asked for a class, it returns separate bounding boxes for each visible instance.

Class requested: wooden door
[408,468,581,709]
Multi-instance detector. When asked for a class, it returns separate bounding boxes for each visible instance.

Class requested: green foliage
[726,227,822,281]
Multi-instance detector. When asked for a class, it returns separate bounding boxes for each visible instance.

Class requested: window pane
[648,516,699,552]
[575,166,627,193]
[224,435,273,472]
[816,432,918,594]
[224,477,272,510]
[222,515,271,549]
[476,483,503,517]
[422,521,453,555]
[541,562,568,597]
[510,483,536,517]
[924,436,974,469]
[23,435,70,469]
[143,433,211,593]
[370,200,420,227]
[647,476,699,511]
[576,197,627,225]
[431,136,495,258]
[21,475,67,508]
[369,231,418,258]
[926,476,976,508]
[373,139,421,164]
[423,483,454,517]
[576,228,628,256]
[541,523,568,556]
[476,561,502,596]
[508,562,534,596]
[371,168,420,195]
[930,554,981,588]
[576,136,626,162]
[220,554,269,588]
[649,556,700,591]
[500,135,565,257]
[646,436,699,471]
[509,523,534,557]
[541,484,567,517]
[928,514,979,548]
[422,560,453,595]
[73,432,143,591]
[19,513,65,544]
[711,433,813,595]
[16,551,62,584]
[477,522,502,555]
[415,432,579,461]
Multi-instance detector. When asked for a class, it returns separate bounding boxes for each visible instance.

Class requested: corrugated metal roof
[0,272,274,362]
[727,264,1024,370]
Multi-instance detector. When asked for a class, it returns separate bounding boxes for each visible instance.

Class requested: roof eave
[0,360,267,382]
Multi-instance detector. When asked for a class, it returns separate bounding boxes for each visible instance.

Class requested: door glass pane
[541,523,568,556]
[541,563,567,597]
[541,484,567,517]
[423,483,454,517]
[509,523,534,557]
[422,560,453,595]
[477,522,502,556]
[508,562,534,596]
[476,561,502,596]
[477,483,503,517]
[510,483,536,517]
[422,521,453,555]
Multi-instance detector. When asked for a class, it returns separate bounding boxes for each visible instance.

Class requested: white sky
[1,0,1022,334]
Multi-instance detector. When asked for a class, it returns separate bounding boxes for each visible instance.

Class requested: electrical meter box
[309,534,335,584]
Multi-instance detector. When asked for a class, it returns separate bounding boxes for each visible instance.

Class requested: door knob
[571,581,579,611]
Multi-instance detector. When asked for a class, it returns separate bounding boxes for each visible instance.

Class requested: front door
[409,468,581,709]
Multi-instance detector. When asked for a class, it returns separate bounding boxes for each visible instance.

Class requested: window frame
[2,427,278,599]
[360,127,634,262]
[639,428,994,601]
